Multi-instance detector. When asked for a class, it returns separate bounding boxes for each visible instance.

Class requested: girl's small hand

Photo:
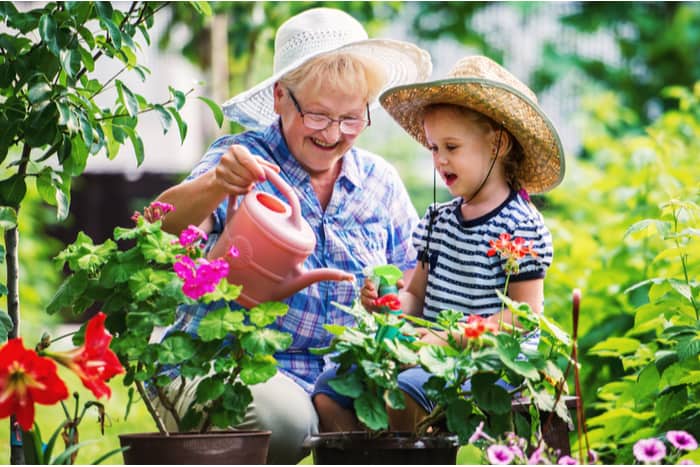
[416,327,447,346]
[360,277,380,312]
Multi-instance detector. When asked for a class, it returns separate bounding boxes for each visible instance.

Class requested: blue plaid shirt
[166,120,418,392]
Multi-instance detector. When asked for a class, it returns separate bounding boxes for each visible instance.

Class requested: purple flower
[487,445,514,465]
[228,245,240,258]
[528,446,545,464]
[633,438,667,464]
[557,455,578,465]
[667,431,698,451]
[468,421,494,444]
[587,449,599,464]
[678,460,695,465]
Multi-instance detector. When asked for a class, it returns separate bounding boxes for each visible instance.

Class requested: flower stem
[135,380,169,435]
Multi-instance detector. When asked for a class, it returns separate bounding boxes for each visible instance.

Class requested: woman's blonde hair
[424,104,525,191]
[279,52,387,103]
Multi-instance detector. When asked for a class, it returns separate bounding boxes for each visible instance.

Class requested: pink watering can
[209,165,354,309]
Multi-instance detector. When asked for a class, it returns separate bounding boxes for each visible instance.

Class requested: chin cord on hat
[420,125,504,271]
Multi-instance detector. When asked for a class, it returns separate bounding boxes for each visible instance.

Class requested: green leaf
[153,104,172,134]
[625,219,671,240]
[248,301,289,327]
[169,86,186,110]
[589,337,641,357]
[167,106,188,142]
[472,375,512,414]
[190,1,213,16]
[239,355,277,385]
[197,96,223,128]
[0,206,17,230]
[195,376,225,403]
[0,174,27,207]
[116,80,139,117]
[158,333,196,364]
[328,370,363,398]
[354,392,388,431]
[59,48,81,78]
[38,14,58,55]
[241,328,292,355]
[0,310,13,343]
[100,17,122,50]
[418,345,456,378]
[198,308,250,341]
[27,81,52,104]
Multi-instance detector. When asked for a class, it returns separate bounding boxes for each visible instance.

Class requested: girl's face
[273,82,367,175]
[423,106,507,202]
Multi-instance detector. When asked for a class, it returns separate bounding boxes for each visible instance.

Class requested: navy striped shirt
[413,190,552,319]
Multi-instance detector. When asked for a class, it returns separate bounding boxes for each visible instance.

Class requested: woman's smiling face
[274,82,367,175]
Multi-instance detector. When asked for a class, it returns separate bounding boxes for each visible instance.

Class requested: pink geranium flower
[178,225,208,248]
[174,255,229,299]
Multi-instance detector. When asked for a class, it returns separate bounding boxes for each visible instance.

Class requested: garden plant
[314,231,575,454]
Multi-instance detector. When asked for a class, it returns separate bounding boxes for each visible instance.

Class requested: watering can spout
[276,267,355,299]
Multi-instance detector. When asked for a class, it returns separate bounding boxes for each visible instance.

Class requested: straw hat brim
[222,39,432,130]
[380,78,565,194]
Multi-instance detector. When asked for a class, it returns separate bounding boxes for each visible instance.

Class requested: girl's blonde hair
[279,52,387,103]
[424,104,525,191]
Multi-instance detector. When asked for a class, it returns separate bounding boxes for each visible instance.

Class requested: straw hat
[222,7,432,130]
[380,55,564,194]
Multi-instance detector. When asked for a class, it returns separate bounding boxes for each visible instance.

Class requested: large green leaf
[328,369,363,398]
[239,354,277,385]
[354,392,388,431]
[0,206,17,230]
[241,328,292,355]
[158,333,197,364]
[248,301,288,327]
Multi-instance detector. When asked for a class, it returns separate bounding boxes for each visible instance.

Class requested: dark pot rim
[119,429,271,441]
[303,431,460,449]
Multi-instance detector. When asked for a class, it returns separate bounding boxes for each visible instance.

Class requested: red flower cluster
[487,233,538,275]
[374,293,402,311]
[0,312,124,430]
[463,315,498,339]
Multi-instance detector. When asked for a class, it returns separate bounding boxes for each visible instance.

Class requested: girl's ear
[492,129,513,158]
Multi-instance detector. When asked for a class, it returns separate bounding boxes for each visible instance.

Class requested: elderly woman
[150,7,431,464]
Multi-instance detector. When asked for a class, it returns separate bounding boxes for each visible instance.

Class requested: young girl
[312,55,565,432]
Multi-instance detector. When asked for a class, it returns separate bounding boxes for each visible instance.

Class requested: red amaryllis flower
[374,293,402,311]
[50,312,124,399]
[0,338,69,430]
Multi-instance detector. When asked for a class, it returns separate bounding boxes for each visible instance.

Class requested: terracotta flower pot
[303,431,460,465]
[119,430,271,465]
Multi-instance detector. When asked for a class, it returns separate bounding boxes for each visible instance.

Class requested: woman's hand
[213,144,280,196]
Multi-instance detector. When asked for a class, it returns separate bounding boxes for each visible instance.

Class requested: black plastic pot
[119,430,271,465]
[303,431,460,465]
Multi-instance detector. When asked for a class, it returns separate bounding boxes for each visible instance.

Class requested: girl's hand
[416,327,448,346]
[360,277,380,312]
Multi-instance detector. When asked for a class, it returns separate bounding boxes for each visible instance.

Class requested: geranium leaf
[158,333,196,364]
[248,301,288,327]
[239,355,277,385]
[355,392,388,431]
[241,328,292,355]
[328,370,363,398]
[195,376,225,404]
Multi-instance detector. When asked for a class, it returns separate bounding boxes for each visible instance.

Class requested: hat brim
[380,78,565,194]
[222,38,432,130]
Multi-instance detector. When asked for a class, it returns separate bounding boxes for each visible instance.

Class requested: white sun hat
[222,7,433,130]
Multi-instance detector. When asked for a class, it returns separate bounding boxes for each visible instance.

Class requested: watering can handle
[261,165,303,229]
[225,165,302,229]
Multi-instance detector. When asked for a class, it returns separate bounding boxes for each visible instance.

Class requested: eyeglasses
[287,88,371,135]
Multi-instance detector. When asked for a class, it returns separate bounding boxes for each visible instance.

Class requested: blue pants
[313,365,512,413]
